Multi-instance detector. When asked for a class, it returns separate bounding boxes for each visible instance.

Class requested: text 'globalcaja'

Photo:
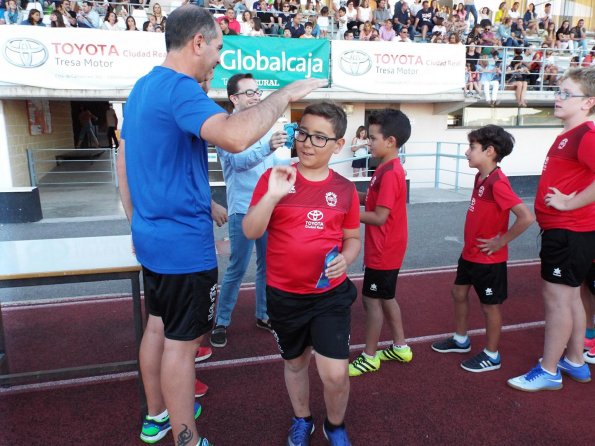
[220,49,324,79]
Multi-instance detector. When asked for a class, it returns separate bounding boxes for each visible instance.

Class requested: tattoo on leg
[176,424,194,446]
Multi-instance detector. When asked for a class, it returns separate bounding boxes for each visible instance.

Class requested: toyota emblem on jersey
[557,138,568,150]
[305,210,324,230]
[307,210,324,221]
[325,192,337,207]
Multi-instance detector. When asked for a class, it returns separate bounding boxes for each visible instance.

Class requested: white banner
[331,41,465,94]
[0,27,166,90]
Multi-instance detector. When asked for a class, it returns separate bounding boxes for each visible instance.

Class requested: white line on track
[0,321,544,396]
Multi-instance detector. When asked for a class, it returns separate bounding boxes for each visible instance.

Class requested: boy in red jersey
[431,125,534,373]
[243,102,360,446]
[508,67,595,391]
[348,109,414,377]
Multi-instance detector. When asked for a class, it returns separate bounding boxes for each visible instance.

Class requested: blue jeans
[215,213,268,326]
[465,5,478,25]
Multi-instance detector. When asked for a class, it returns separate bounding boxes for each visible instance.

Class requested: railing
[27,148,117,187]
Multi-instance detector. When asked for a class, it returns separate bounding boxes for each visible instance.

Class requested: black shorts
[362,267,400,300]
[266,279,357,360]
[540,229,595,287]
[454,256,508,305]
[586,263,595,295]
[143,266,218,341]
[351,158,367,168]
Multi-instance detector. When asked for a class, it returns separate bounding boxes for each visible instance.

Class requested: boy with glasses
[508,67,595,391]
[243,102,361,446]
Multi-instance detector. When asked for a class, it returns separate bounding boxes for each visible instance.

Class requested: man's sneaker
[557,357,591,383]
[348,353,380,377]
[431,336,471,353]
[287,417,314,446]
[195,378,209,397]
[256,318,274,333]
[140,413,171,443]
[460,351,501,373]
[584,337,595,351]
[195,346,213,363]
[210,325,227,348]
[507,363,563,392]
[323,423,352,446]
[140,402,202,444]
[376,345,413,363]
[584,347,595,364]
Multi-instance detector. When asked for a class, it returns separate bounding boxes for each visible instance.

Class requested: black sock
[297,416,313,422]
[324,418,345,432]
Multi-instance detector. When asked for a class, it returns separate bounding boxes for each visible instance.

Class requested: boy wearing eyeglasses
[348,109,414,378]
[508,67,595,391]
[243,102,360,446]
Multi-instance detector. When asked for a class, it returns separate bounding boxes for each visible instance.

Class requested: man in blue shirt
[117,6,325,445]
[211,73,290,348]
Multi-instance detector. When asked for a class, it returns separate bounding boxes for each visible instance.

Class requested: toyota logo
[307,210,324,221]
[4,38,49,68]
[339,50,372,76]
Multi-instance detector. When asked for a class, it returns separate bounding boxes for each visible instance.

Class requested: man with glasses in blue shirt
[211,73,291,349]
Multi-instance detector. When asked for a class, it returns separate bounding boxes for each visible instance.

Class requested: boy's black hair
[467,125,514,162]
[367,109,411,148]
[302,102,347,139]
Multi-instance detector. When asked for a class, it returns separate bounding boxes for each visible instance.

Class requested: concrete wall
[2,100,74,187]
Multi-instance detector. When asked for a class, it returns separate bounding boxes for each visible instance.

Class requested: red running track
[0,262,593,445]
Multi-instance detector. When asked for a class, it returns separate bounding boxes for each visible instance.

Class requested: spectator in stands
[464,62,481,96]
[344,29,355,40]
[217,7,240,33]
[445,13,466,40]
[498,17,521,47]
[481,21,500,52]
[542,46,559,87]
[538,2,552,29]
[394,1,414,39]
[271,0,283,12]
[337,6,347,39]
[233,0,247,16]
[368,28,380,40]
[239,9,252,35]
[571,19,588,60]
[507,54,529,106]
[396,28,411,42]
[4,0,22,24]
[357,0,371,24]
[523,2,536,25]
[125,15,138,30]
[414,0,434,41]
[556,20,574,52]
[379,18,395,41]
[581,46,594,67]
[101,10,119,30]
[77,1,99,28]
[210,0,226,12]
[49,9,66,27]
[257,2,277,35]
[510,17,528,45]
[253,0,268,11]
[465,23,482,45]
[248,15,264,35]
[317,6,329,38]
[432,16,446,36]
[299,20,314,38]
[448,32,461,44]
[543,21,556,47]
[464,0,478,26]
[219,17,236,34]
[507,1,520,20]
[345,1,359,32]
[0,0,5,25]
[454,3,465,21]
[478,6,490,22]
[409,0,422,17]
[275,2,293,31]
[478,54,500,105]
[465,42,481,70]
[494,1,506,24]
[302,0,317,17]
[20,8,44,25]
[430,31,444,43]
[285,11,304,37]
[359,20,374,40]
[372,0,390,28]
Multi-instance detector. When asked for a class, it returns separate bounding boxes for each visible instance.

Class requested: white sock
[541,366,557,376]
[453,333,469,344]
[564,356,582,367]
[148,408,168,422]
[362,351,376,360]
[394,344,408,350]
[483,348,499,360]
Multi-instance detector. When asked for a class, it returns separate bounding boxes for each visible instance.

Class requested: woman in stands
[466,24,483,46]
[3,0,22,25]
[357,0,372,25]
[455,3,466,22]
[152,3,166,27]
[249,16,265,36]
[523,3,536,25]
[351,126,369,178]
[240,9,253,35]
[125,15,138,31]
[49,9,66,27]
[507,53,529,106]
[555,20,574,52]
[479,6,491,22]
[359,20,374,40]
[20,8,44,25]
[494,2,506,24]
[543,21,557,47]
[102,10,119,31]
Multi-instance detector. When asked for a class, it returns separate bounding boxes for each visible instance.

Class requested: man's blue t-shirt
[122,66,225,274]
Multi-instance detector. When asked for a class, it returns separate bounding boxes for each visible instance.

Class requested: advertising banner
[0,27,166,90]
[211,36,330,90]
[331,41,465,94]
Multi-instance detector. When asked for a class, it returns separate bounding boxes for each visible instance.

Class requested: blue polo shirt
[122,66,225,274]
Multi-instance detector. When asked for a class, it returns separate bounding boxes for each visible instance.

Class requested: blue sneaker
[460,351,501,373]
[507,363,563,392]
[323,423,351,446]
[287,417,314,446]
[140,402,202,444]
[558,357,591,383]
[431,336,471,353]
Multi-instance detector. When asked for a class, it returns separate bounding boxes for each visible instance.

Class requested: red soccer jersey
[535,122,595,232]
[364,158,408,270]
[462,168,522,264]
[250,167,360,294]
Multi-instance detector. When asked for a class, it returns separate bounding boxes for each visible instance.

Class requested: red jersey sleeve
[249,168,272,207]
[344,187,361,230]
[578,130,595,172]
[492,178,522,211]
[375,167,402,210]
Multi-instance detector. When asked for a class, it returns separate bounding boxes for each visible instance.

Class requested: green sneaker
[140,402,203,444]
[348,353,380,377]
[377,345,413,363]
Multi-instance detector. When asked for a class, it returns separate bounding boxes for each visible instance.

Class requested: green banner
[212,36,329,90]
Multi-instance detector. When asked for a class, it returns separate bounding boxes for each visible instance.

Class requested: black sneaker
[210,325,227,348]
[460,351,501,373]
[431,336,471,353]
[256,318,274,333]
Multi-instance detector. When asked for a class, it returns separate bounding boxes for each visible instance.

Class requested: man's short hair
[227,73,254,99]
[344,30,354,38]
[302,102,347,139]
[368,109,411,149]
[467,125,515,162]
[165,5,219,52]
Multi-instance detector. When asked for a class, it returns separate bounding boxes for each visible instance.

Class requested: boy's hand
[476,234,504,256]
[545,187,577,211]
[267,165,296,200]
[325,253,347,279]
[269,130,288,150]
